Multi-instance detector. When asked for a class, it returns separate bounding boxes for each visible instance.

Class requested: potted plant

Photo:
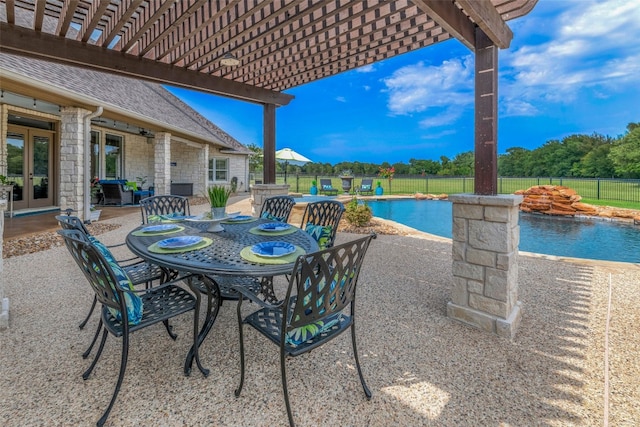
[89,204,101,221]
[136,175,148,190]
[377,166,395,195]
[310,180,318,196]
[90,176,102,204]
[375,181,383,196]
[206,184,232,218]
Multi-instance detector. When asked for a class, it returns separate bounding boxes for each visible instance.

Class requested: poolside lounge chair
[319,179,338,196]
[355,178,374,195]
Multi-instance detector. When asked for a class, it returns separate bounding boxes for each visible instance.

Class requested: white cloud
[502,0,640,109]
[383,57,474,116]
[419,107,464,128]
[501,99,538,117]
[356,64,376,73]
[420,129,457,140]
[335,96,347,103]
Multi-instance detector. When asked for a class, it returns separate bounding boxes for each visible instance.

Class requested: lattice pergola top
[0,1,537,106]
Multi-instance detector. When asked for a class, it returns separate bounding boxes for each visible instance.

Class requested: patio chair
[99,180,134,206]
[260,195,296,222]
[318,179,338,196]
[139,195,191,224]
[233,233,376,427]
[57,229,210,427]
[300,200,345,250]
[355,178,374,195]
[56,215,165,329]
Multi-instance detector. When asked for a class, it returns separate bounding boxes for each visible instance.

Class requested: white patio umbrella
[275,148,312,182]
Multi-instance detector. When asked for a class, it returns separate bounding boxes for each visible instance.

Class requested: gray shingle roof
[0,52,250,154]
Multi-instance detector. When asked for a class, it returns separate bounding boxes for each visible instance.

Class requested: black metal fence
[249,173,640,204]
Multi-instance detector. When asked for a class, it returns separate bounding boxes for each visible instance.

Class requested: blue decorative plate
[141,224,179,233]
[258,222,291,232]
[169,215,194,220]
[251,241,296,257]
[157,236,203,249]
[227,215,253,222]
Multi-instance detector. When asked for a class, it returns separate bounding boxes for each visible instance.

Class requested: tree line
[248,122,640,178]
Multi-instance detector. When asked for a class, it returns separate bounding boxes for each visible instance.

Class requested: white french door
[6,125,54,210]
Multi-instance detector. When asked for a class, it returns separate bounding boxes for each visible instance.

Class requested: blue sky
[167,0,640,165]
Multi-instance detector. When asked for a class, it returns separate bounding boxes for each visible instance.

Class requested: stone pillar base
[447,300,522,339]
[448,194,524,338]
[0,203,7,330]
[250,184,290,216]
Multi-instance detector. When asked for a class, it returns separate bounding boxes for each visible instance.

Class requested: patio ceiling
[0,0,537,106]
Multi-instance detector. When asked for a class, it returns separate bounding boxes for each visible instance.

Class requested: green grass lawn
[261,175,640,208]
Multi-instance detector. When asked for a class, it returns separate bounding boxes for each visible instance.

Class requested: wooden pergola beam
[0,23,293,107]
[413,1,512,50]
[412,0,477,50]
[474,28,498,195]
[456,0,513,49]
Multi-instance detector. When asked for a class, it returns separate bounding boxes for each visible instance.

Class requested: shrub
[344,197,372,227]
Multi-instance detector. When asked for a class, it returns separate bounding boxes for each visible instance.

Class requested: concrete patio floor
[1,196,639,426]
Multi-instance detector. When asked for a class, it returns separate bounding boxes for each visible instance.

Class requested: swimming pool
[293,195,337,203]
[367,199,640,263]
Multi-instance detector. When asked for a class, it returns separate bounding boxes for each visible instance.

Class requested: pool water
[293,195,337,203]
[367,199,640,263]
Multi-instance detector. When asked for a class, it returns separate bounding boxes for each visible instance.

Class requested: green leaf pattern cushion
[147,211,184,222]
[286,275,350,346]
[261,212,285,222]
[286,312,342,346]
[305,223,333,250]
[88,236,144,325]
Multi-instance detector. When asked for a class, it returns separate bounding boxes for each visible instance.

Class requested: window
[90,131,124,179]
[209,157,229,182]
[105,134,123,178]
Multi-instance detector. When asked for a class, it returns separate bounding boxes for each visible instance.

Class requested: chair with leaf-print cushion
[233,233,376,427]
[57,229,212,427]
[55,215,165,333]
[260,195,296,222]
[139,195,191,224]
[300,200,344,250]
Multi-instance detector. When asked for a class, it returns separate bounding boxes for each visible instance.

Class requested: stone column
[0,193,8,329]
[59,107,89,220]
[447,194,523,338]
[250,184,290,216]
[153,132,171,195]
[198,144,209,196]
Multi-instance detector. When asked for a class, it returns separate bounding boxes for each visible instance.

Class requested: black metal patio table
[125,218,319,374]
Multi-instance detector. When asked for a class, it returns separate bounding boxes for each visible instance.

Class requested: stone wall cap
[250,184,290,189]
[449,194,523,207]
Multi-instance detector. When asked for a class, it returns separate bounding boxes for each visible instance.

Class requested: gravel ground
[1,197,638,426]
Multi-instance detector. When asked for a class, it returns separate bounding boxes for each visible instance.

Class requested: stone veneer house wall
[0,52,251,221]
